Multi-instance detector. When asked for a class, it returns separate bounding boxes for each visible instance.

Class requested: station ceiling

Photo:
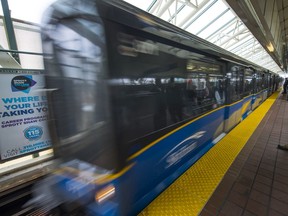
[278,0,288,50]
[123,0,286,76]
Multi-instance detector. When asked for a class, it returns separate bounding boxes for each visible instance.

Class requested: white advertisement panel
[0,70,51,161]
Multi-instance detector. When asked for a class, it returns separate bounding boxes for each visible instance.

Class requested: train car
[29,0,276,215]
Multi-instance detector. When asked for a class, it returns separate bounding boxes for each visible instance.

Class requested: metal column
[1,0,20,64]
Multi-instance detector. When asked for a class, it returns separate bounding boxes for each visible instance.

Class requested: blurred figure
[166,78,183,123]
[282,78,288,94]
[215,80,225,105]
[152,78,167,130]
[187,81,197,106]
[204,81,212,99]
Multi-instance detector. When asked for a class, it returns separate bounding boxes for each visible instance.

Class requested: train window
[267,73,273,92]
[226,64,243,103]
[243,69,253,96]
[107,25,225,155]
[255,71,265,92]
[263,73,269,89]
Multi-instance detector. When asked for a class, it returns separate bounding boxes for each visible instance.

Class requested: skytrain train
[30,0,280,215]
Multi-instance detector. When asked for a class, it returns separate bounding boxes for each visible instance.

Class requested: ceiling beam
[225,0,284,71]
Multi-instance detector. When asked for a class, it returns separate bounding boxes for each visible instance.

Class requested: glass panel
[14,21,44,69]
[175,6,194,26]
[226,64,243,102]
[243,69,253,96]
[123,0,154,11]
[210,23,244,44]
[0,18,9,49]
[198,12,234,39]
[227,35,254,52]
[2,0,57,24]
[108,23,225,154]
[255,71,265,92]
[186,0,227,34]
[161,10,172,21]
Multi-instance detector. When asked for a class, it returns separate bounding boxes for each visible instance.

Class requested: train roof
[97,0,271,73]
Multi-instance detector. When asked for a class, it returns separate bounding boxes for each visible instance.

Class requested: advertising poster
[0,69,52,161]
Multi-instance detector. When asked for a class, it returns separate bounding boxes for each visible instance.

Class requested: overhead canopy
[123,0,283,75]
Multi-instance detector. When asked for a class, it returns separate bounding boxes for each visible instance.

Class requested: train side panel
[126,107,225,215]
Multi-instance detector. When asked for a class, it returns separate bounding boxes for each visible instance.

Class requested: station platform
[139,91,288,216]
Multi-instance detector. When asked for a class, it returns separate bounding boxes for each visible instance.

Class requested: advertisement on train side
[0,69,51,161]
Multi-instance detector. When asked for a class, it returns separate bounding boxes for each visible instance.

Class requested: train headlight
[95,185,115,203]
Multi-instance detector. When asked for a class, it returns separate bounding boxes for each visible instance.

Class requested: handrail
[0,48,44,56]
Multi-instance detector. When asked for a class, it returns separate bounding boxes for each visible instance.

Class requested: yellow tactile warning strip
[138,92,278,216]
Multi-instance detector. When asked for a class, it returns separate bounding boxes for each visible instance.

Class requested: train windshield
[42,0,118,170]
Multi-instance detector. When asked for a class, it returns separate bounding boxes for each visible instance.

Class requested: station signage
[0,69,51,161]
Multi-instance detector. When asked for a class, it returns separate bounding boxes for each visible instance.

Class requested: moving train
[30,0,280,215]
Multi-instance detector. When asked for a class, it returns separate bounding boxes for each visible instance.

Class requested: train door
[241,68,253,119]
[267,72,273,95]
[224,63,244,131]
[252,70,265,109]
[243,68,253,96]
[262,72,269,100]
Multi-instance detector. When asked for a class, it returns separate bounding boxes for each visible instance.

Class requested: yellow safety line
[139,92,278,216]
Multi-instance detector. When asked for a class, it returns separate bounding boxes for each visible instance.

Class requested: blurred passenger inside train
[214,80,225,105]
[152,78,167,129]
[166,77,183,123]
[186,79,198,106]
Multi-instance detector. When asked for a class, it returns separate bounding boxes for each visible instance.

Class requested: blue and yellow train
[31,0,280,215]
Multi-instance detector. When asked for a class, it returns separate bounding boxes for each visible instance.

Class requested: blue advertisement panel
[0,69,51,161]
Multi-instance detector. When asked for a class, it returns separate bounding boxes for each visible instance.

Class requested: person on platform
[278,144,288,151]
[282,78,288,94]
